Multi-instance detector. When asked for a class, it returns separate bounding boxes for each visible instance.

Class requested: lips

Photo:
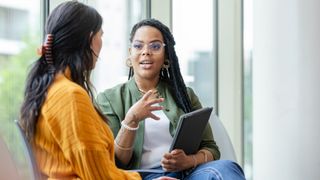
[140,60,153,64]
[140,60,153,69]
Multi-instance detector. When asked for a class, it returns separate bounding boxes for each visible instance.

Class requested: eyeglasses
[131,41,166,55]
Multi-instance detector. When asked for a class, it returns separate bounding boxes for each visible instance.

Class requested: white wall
[253,0,320,179]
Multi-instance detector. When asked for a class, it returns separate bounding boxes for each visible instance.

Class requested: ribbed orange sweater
[33,69,141,180]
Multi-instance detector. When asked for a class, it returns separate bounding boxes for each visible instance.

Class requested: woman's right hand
[125,90,164,124]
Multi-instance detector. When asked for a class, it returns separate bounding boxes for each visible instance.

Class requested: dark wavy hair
[128,18,192,113]
[19,1,105,141]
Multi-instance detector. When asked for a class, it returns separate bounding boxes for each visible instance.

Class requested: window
[0,7,28,40]
[89,0,146,92]
[0,0,41,178]
[172,0,217,107]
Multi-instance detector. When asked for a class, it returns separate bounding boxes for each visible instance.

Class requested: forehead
[132,26,164,42]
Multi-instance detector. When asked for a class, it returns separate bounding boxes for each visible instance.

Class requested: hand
[161,149,192,172]
[125,90,164,123]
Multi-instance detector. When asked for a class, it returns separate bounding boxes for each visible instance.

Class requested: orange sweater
[33,70,141,180]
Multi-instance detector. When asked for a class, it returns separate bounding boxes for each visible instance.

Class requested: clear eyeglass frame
[131,41,166,55]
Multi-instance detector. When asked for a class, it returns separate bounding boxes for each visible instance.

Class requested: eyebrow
[132,40,163,43]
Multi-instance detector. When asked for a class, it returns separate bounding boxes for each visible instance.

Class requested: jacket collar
[127,77,166,102]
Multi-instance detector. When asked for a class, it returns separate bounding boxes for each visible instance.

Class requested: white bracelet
[121,121,139,131]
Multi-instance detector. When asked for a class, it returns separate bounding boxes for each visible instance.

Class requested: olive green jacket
[96,78,220,169]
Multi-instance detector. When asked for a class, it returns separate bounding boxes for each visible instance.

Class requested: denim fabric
[139,160,246,180]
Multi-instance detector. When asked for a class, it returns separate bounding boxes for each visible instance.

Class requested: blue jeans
[139,160,245,180]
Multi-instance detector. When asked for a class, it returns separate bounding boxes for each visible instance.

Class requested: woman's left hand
[161,149,193,172]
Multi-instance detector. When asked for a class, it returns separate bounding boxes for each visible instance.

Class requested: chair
[14,120,40,180]
[0,120,39,180]
[209,114,237,162]
[0,135,21,180]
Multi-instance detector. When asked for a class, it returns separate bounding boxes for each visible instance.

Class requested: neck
[134,76,159,93]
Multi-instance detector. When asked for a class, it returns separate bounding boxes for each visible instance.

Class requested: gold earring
[161,59,170,78]
[162,59,170,69]
[126,58,132,67]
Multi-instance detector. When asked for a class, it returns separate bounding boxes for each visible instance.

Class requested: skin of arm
[113,90,164,165]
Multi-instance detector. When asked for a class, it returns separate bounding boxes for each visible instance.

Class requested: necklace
[138,88,148,94]
[138,88,160,98]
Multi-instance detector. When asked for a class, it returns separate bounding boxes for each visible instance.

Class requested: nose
[141,45,151,55]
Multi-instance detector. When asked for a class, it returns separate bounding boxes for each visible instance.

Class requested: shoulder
[47,75,91,108]
[186,86,198,97]
[185,86,202,109]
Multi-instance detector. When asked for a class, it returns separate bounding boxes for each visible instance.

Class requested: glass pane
[172,0,216,107]
[0,0,41,178]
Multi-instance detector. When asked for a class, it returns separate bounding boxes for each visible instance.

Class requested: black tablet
[169,107,213,155]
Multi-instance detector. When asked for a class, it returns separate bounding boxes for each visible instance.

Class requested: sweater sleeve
[96,91,139,169]
[44,86,141,180]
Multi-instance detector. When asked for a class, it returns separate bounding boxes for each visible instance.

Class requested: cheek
[92,37,102,51]
[157,55,166,65]
[97,38,102,51]
[131,58,140,67]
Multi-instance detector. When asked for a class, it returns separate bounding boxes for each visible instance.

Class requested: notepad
[169,107,213,155]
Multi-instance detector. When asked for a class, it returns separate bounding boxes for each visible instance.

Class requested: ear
[89,32,94,48]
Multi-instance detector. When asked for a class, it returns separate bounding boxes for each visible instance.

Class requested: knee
[214,159,237,167]
[212,160,242,169]
[211,160,245,177]
[191,160,245,180]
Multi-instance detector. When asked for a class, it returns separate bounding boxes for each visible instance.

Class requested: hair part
[128,18,192,113]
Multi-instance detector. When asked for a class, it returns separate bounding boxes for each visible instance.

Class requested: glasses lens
[132,42,143,51]
[131,42,165,54]
[149,42,163,53]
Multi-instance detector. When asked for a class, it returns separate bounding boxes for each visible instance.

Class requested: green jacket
[96,78,220,169]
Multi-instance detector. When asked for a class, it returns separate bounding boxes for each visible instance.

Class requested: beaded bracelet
[121,121,139,131]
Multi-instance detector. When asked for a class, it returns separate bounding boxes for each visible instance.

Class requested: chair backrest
[14,120,40,180]
[0,135,21,180]
[209,114,237,162]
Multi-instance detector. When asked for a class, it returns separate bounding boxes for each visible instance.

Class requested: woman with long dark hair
[19,2,174,180]
[97,18,246,179]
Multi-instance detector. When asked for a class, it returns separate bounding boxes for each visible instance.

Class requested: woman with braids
[19,2,176,180]
[96,18,245,179]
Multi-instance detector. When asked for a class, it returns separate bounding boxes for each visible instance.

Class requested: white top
[140,107,173,169]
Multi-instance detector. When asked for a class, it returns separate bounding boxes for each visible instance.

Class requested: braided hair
[19,1,105,141]
[128,18,192,113]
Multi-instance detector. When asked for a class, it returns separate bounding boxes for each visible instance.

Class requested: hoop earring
[161,59,170,78]
[162,59,170,69]
[126,58,132,67]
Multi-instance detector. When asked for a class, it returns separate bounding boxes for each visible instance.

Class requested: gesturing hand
[125,90,164,123]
